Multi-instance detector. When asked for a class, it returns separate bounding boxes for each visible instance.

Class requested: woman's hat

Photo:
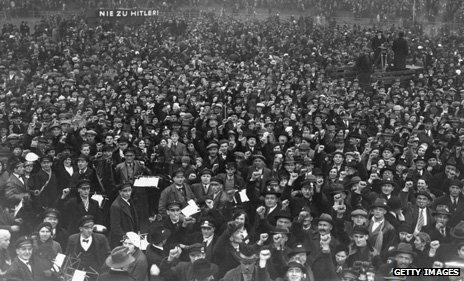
[36,222,53,233]
[105,246,135,268]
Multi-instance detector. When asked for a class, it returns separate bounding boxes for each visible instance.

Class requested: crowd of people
[2,0,464,23]
[0,4,463,281]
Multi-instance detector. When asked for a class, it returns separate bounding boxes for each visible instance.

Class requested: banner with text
[97,9,159,18]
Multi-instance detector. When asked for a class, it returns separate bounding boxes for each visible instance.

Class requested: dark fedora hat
[392,242,416,256]
[105,246,135,268]
[287,244,310,258]
[371,198,389,210]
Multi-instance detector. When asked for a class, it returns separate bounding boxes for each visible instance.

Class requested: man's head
[14,236,33,261]
[351,209,368,226]
[42,208,60,229]
[416,192,430,208]
[200,169,212,184]
[166,200,182,220]
[200,220,215,239]
[352,226,369,247]
[264,192,278,208]
[79,215,95,238]
[77,180,91,199]
[172,170,185,185]
[123,148,136,163]
[0,230,10,250]
[12,160,24,175]
[285,262,306,281]
[317,214,333,235]
[394,243,415,268]
[189,244,206,262]
[119,183,132,201]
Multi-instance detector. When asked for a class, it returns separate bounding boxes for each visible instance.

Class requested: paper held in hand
[91,194,104,207]
[181,199,200,217]
[134,176,160,188]
[71,269,87,281]
[238,189,249,202]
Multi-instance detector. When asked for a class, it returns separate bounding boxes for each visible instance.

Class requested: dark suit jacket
[70,167,100,192]
[4,174,27,202]
[27,169,59,208]
[432,194,464,228]
[65,233,110,272]
[4,257,35,281]
[56,196,103,234]
[168,142,188,166]
[221,265,270,281]
[190,183,214,203]
[404,204,434,231]
[110,195,139,247]
[158,184,195,214]
[53,164,76,192]
[114,160,151,185]
[367,219,396,255]
[187,232,218,261]
[215,173,246,190]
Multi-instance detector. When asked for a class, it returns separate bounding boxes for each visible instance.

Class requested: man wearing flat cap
[158,169,195,215]
[110,182,140,248]
[27,155,59,209]
[56,179,104,235]
[4,236,35,281]
[66,215,111,278]
[346,226,377,267]
[160,243,219,281]
[4,159,28,203]
[368,198,396,257]
[167,131,188,172]
[191,169,215,203]
[70,154,100,192]
[220,243,272,281]
[432,179,464,228]
[203,142,221,174]
[187,218,218,261]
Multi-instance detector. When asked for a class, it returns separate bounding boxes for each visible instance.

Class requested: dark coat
[220,266,271,281]
[53,163,76,191]
[70,167,100,192]
[211,229,240,278]
[4,257,35,281]
[55,196,103,234]
[190,183,215,203]
[160,259,218,281]
[65,233,111,272]
[27,169,59,209]
[145,245,168,281]
[110,196,140,248]
[4,174,28,202]
[187,232,218,261]
[432,194,464,228]
[97,270,137,281]
[158,184,195,215]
